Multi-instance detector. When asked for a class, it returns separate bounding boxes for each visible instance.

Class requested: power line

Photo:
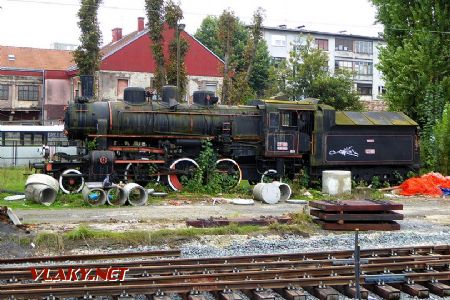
[4,0,450,35]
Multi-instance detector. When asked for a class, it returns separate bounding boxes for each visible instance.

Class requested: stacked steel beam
[309,199,404,230]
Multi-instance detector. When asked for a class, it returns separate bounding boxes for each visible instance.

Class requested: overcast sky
[0,0,382,49]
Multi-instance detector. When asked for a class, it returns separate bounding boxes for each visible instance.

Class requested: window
[272,57,286,68]
[335,60,353,71]
[271,34,287,47]
[5,132,20,145]
[117,79,128,99]
[18,85,39,101]
[269,112,280,129]
[357,84,372,96]
[281,111,298,127]
[354,61,373,75]
[335,38,353,51]
[355,40,373,54]
[378,86,386,95]
[315,38,328,51]
[0,85,9,100]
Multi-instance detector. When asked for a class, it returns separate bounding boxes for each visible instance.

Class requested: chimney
[112,28,122,42]
[138,17,145,32]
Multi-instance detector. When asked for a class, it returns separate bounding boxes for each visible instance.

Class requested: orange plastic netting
[398,172,450,197]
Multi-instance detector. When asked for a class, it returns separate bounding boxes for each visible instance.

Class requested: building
[0,17,224,123]
[261,25,386,108]
[0,46,74,123]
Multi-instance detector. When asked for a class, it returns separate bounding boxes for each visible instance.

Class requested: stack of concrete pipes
[82,182,148,206]
[252,181,292,204]
[25,174,149,206]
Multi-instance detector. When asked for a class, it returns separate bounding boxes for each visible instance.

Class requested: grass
[34,212,317,251]
[0,167,388,210]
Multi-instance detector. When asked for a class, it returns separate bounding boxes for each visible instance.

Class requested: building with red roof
[0,17,224,123]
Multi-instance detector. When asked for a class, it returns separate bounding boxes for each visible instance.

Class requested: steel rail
[3,258,450,292]
[0,249,181,265]
[1,244,447,270]
[2,252,450,282]
[3,257,450,291]
[3,271,450,298]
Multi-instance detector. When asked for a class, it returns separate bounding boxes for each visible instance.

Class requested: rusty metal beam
[309,200,403,212]
[310,210,404,221]
[314,220,401,231]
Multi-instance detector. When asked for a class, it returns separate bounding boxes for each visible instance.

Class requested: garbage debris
[398,172,450,197]
[231,199,254,205]
[4,195,26,201]
[286,199,308,204]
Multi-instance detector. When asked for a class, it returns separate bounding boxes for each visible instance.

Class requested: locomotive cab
[263,101,316,158]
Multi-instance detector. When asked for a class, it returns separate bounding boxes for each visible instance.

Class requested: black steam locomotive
[36,86,419,193]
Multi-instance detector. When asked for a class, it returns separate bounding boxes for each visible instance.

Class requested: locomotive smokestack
[138,17,145,32]
[112,28,122,42]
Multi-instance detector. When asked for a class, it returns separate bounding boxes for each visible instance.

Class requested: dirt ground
[10,197,450,232]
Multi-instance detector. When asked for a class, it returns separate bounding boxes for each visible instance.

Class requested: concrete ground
[11,197,450,232]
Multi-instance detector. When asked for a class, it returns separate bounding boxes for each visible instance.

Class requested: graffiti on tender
[329,146,359,157]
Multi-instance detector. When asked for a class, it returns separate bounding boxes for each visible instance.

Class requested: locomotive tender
[37,86,419,193]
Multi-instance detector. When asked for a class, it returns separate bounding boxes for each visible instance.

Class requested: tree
[279,36,362,110]
[217,10,237,103]
[165,0,189,98]
[371,0,450,170]
[195,10,271,102]
[370,0,450,123]
[145,0,166,95]
[73,0,102,76]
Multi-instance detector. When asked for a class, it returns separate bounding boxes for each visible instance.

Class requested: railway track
[1,245,450,299]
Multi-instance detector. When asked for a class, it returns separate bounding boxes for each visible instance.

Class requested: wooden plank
[309,200,403,212]
[334,285,369,299]
[304,286,339,300]
[314,219,401,231]
[310,209,404,221]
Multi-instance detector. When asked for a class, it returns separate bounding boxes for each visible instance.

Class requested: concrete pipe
[106,186,127,206]
[24,174,59,205]
[25,183,57,206]
[82,185,107,206]
[123,183,148,206]
[273,181,292,202]
[252,182,280,204]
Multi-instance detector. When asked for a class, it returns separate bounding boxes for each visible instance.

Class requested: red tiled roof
[0,46,74,70]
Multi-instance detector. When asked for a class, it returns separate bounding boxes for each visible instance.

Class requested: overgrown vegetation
[182,140,242,194]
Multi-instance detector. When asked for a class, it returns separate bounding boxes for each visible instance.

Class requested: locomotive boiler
[37,86,420,193]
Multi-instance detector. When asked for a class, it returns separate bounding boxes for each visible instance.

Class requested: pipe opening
[107,187,127,206]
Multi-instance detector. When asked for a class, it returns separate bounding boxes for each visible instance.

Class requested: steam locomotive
[35,86,419,193]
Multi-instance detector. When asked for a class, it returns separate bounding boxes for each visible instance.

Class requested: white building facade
[261,26,386,102]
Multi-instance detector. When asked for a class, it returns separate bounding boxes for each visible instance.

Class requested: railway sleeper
[273,287,306,300]
[333,284,369,299]
[303,286,339,300]
[400,283,429,298]
[247,289,277,300]
[219,291,244,300]
[425,281,450,297]
[153,294,172,300]
[365,284,401,300]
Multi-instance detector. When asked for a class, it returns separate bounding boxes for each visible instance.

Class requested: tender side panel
[325,134,414,163]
